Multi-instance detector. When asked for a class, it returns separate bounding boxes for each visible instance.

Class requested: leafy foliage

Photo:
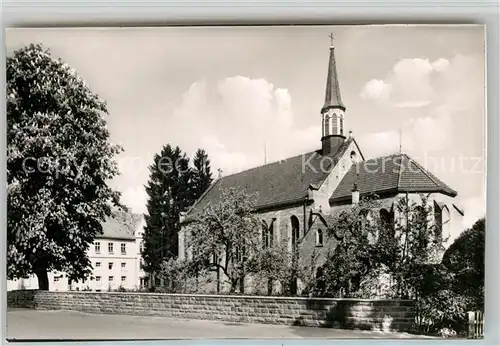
[310,196,384,297]
[157,257,214,293]
[392,195,443,298]
[442,217,485,303]
[246,242,307,295]
[178,187,262,292]
[411,217,485,335]
[7,44,123,289]
[308,194,445,299]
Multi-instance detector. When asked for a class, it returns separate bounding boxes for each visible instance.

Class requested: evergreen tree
[191,149,213,201]
[142,145,192,276]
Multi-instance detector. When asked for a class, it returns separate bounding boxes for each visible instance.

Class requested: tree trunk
[35,269,49,290]
[229,279,238,293]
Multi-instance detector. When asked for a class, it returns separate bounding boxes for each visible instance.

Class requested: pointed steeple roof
[322,39,346,113]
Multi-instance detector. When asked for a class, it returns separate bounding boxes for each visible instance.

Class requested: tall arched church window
[269,222,274,247]
[434,201,443,241]
[340,114,344,136]
[442,206,451,240]
[316,229,324,247]
[291,215,300,247]
[262,221,269,248]
[324,115,330,136]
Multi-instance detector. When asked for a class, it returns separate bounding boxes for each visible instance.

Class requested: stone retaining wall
[7,289,38,309]
[7,290,415,332]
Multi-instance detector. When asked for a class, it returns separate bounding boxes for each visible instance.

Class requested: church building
[178,39,464,295]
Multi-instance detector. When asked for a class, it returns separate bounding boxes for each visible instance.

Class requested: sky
[6,25,486,230]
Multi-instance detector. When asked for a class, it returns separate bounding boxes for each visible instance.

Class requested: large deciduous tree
[7,44,123,290]
[184,187,261,293]
[311,194,442,299]
[315,196,383,297]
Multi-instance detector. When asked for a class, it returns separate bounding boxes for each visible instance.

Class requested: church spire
[322,33,345,113]
[321,34,347,156]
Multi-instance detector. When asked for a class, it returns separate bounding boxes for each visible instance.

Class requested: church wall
[246,204,313,294]
[395,192,464,249]
[177,185,465,296]
[258,203,311,250]
[296,216,338,288]
[179,203,314,295]
[311,140,362,212]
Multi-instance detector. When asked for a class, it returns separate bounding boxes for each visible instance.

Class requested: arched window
[269,222,274,247]
[316,229,324,247]
[291,215,300,247]
[442,206,451,240]
[340,114,344,136]
[262,221,269,248]
[434,201,443,241]
[324,115,330,136]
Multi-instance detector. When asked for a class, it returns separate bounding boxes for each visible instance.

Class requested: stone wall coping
[29,290,414,303]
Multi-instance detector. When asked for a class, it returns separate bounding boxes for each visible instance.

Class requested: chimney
[352,183,360,205]
[348,130,353,139]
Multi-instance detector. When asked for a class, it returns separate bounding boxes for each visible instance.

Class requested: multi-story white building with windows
[7,210,147,292]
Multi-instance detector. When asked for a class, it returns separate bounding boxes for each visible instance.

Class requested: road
[6,309,431,341]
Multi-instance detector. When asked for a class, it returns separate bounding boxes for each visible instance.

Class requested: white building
[7,210,147,292]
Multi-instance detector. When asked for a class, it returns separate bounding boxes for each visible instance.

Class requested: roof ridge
[364,152,401,162]
[212,149,320,180]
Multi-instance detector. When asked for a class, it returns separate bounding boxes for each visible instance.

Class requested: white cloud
[168,75,318,176]
[407,105,453,152]
[360,57,451,108]
[116,75,315,212]
[431,58,451,72]
[200,134,259,175]
[360,79,392,100]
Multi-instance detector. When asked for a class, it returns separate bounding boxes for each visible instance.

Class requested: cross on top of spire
[329,32,335,47]
[322,31,345,112]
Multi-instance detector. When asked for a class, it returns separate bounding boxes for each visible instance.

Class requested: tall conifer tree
[142,145,190,275]
[191,149,213,201]
[142,145,213,280]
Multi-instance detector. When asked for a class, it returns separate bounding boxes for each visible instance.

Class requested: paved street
[7,309,431,340]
